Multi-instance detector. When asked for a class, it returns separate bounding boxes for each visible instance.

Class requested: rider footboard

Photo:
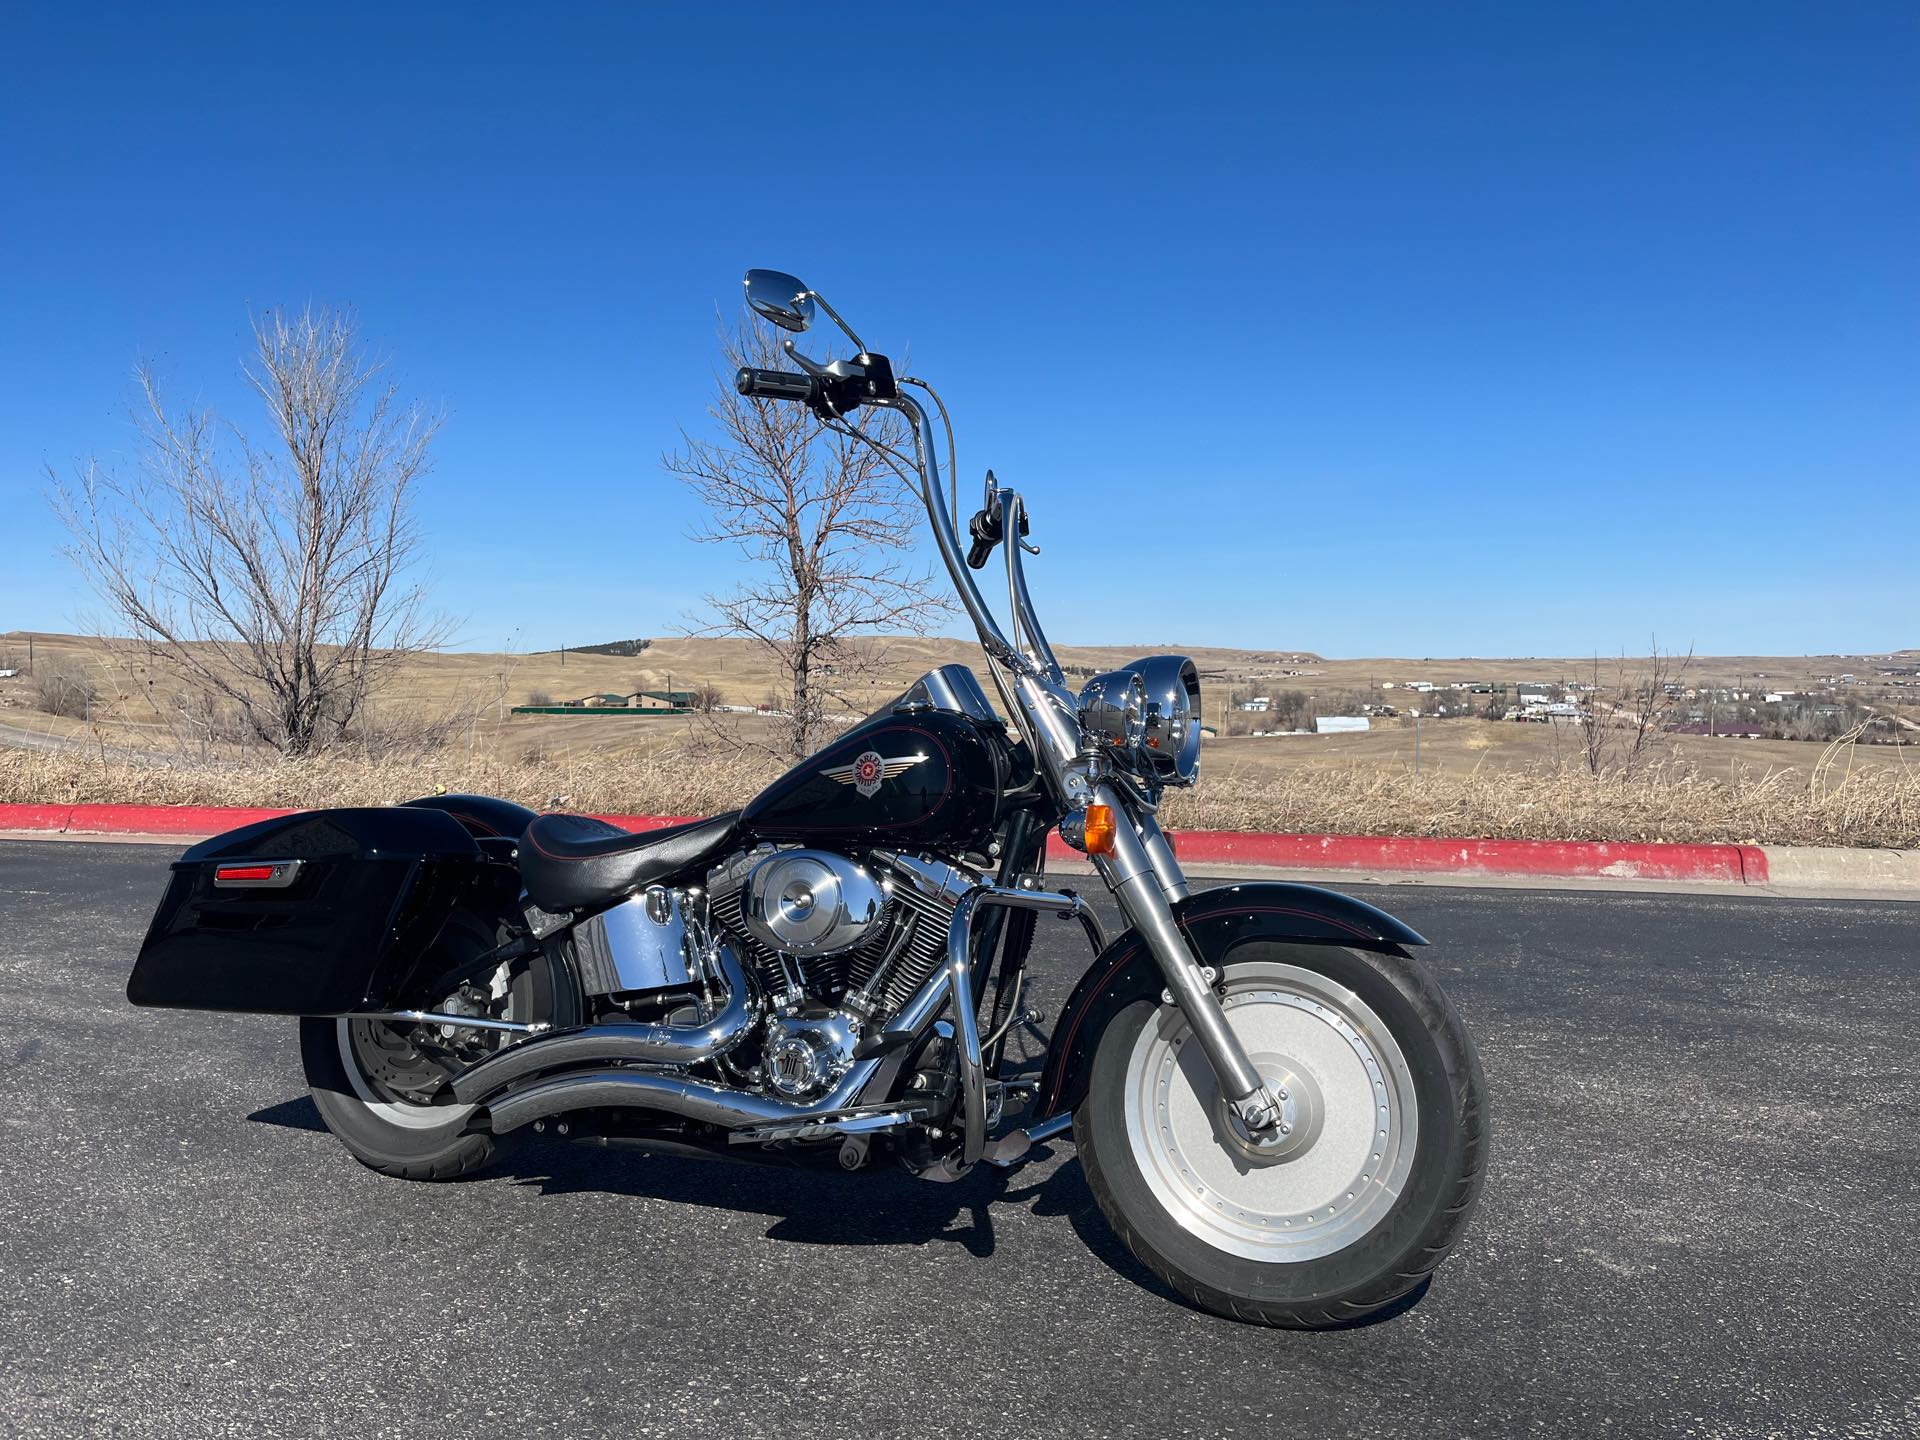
[127,807,494,1016]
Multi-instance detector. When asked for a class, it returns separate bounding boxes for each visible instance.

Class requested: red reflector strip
[215,865,277,882]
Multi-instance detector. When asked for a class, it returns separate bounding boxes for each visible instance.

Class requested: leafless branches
[49,307,450,756]
[1576,641,1695,779]
[664,318,947,758]
[33,664,96,720]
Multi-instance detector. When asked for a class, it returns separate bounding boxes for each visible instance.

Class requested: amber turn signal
[1083,803,1118,856]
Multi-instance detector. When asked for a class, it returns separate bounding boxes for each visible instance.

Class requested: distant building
[629,690,696,710]
[1314,715,1371,734]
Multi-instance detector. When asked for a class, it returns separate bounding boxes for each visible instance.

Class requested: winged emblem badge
[821,749,928,799]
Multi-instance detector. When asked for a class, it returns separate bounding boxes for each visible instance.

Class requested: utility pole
[1415,710,1422,777]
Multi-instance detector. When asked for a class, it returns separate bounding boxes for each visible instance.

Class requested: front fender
[1034,882,1427,1120]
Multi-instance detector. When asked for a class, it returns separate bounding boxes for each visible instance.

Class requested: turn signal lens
[1083,804,1118,856]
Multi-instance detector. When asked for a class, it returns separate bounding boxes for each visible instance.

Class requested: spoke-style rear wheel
[1076,943,1485,1328]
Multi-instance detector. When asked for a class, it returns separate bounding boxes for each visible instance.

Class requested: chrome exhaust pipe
[484,1058,883,1136]
[451,940,759,1105]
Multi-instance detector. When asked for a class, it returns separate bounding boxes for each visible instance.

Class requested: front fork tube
[1091,788,1281,1133]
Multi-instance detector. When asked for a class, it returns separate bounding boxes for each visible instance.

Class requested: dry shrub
[2,744,1914,849]
[33,665,97,720]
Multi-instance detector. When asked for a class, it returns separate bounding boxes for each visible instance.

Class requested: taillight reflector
[216,866,277,882]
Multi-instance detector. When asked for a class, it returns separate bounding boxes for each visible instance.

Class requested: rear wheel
[299,915,580,1181]
[1076,943,1486,1328]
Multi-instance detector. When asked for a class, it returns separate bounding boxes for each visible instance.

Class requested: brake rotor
[346,965,515,1103]
[346,1019,456,1103]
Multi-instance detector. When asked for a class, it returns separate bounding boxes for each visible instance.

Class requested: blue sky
[2,3,1914,658]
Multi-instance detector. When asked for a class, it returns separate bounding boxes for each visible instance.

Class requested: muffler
[450,939,759,1105]
[481,1059,884,1136]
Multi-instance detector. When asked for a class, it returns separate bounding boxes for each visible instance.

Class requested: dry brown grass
[1161,756,1920,848]
[5,739,1915,849]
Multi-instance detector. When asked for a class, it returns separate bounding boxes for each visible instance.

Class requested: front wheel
[1075,943,1486,1328]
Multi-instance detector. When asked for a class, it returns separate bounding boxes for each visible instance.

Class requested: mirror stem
[804,290,867,353]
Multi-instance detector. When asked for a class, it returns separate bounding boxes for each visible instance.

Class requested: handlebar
[735,367,819,404]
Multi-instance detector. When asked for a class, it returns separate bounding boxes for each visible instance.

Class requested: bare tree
[1619,642,1692,778]
[51,307,449,756]
[1576,641,1695,779]
[1576,654,1613,777]
[690,681,724,713]
[664,318,946,758]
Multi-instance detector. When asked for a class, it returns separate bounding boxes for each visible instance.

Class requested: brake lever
[782,339,841,380]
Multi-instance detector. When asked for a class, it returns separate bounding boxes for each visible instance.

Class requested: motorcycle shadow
[495,1134,1093,1262]
[250,1094,1424,1325]
[249,1093,1133,1276]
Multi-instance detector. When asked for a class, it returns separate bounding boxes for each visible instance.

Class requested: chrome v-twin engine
[703,847,975,1099]
[555,847,973,1106]
[710,848,973,1020]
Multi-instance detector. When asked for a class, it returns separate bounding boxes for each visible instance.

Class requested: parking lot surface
[1,839,1916,1438]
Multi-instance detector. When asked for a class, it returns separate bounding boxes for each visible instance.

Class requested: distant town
[1219,655,1919,745]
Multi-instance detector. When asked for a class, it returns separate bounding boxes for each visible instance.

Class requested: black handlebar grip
[966,508,1001,569]
[735,367,819,403]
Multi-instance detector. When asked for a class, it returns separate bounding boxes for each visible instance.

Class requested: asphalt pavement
[1,839,1916,1439]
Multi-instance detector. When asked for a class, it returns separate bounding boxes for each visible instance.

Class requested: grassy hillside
[2,631,1913,852]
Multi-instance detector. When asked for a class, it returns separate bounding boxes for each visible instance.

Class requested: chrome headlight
[1125,655,1202,786]
[1078,669,1147,753]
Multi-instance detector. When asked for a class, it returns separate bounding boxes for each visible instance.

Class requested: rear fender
[400,793,537,841]
[126,806,515,1016]
[1034,882,1427,1119]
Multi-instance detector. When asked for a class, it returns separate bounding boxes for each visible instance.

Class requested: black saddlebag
[127,806,500,1016]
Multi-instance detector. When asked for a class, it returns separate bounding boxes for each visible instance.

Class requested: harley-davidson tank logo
[822,749,928,799]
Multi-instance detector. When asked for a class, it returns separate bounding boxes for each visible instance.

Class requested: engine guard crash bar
[932,883,1106,1179]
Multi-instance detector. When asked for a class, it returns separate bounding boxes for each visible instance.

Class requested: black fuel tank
[740,708,1021,851]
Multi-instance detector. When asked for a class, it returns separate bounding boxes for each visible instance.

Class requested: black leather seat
[518,811,740,913]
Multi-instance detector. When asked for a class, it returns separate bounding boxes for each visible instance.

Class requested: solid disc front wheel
[1076,943,1486,1328]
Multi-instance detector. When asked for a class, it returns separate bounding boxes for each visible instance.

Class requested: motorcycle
[127,268,1487,1327]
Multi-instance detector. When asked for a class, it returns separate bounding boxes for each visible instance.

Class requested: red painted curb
[0,799,1776,884]
[65,803,295,836]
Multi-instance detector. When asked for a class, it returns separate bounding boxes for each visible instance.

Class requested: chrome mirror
[743,269,814,333]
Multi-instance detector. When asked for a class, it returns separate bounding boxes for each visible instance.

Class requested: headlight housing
[1124,655,1202,786]
[1077,670,1147,753]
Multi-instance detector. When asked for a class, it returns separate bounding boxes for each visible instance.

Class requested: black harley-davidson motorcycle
[128,269,1486,1327]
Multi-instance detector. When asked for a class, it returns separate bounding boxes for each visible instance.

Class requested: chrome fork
[1091,787,1282,1135]
[875,386,1278,1141]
